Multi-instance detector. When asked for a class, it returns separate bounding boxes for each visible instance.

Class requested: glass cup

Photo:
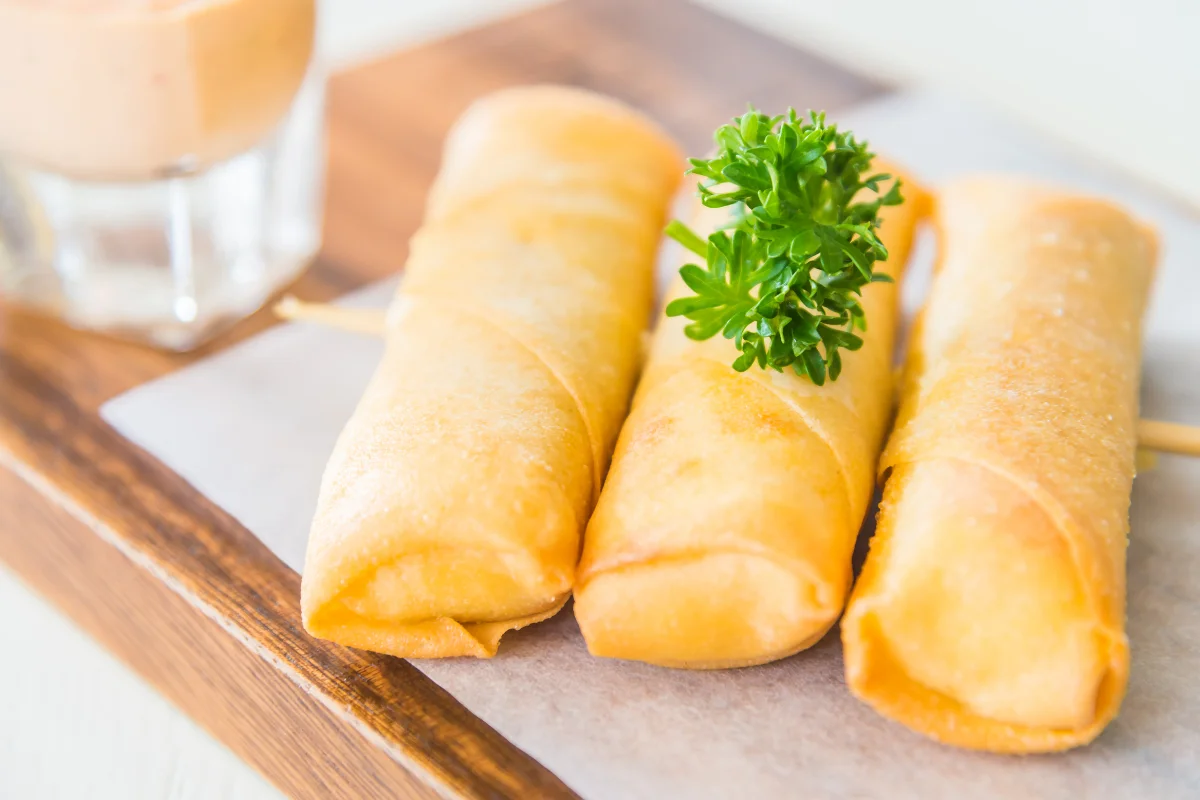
[0,0,323,351]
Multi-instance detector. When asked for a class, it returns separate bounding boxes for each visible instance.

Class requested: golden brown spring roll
[842,177,1157,752]
[301,86,682,658]
[573,165,925,668]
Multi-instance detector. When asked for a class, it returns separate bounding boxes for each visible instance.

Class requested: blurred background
[701,0,1200,208]
[2,0,1195,798]
[319,0,1199,207]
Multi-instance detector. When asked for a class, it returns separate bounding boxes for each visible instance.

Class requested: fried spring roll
[573,166,925,668]
[842,177,1157,752]
[301,86,682,658]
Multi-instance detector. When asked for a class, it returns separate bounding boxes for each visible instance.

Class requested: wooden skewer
[274,296,387,336]
[275,298,1200,458]
[1135,419,1200,458]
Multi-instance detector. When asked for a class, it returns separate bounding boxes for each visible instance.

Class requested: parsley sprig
[665,109,903,385]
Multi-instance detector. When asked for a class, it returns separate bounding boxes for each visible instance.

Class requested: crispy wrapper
[575,164,926,668]
[301,86,682,657]
[842,177,1158,752]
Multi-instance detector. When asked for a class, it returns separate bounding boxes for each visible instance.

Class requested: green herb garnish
[664,109,903,385]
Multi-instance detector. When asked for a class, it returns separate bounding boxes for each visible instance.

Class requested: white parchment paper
[102,91,1200,799]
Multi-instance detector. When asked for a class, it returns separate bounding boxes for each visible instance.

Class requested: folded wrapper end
[303,590,570,659]
[301,517,578,659]
[842,615,1128,754]
[576,550,844,670]
[842,459,1129,752]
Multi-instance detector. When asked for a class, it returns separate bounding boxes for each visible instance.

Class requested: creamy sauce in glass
[0,0,315,179]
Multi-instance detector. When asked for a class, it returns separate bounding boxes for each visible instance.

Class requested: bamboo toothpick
[1135,419,1200,458]
[274,296,387,336]
[274,298,1200,458]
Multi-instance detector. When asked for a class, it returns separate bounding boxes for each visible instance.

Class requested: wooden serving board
[0,2,881,797]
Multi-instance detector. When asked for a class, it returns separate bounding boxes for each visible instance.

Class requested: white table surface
[2,1,1193,797]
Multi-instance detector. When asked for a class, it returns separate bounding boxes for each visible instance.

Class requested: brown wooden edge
[0,352,578,799]
[0,464,441,800]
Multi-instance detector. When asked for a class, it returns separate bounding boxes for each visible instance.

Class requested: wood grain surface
[0,1,882,796]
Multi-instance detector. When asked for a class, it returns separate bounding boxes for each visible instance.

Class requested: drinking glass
[0,0,323,351]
